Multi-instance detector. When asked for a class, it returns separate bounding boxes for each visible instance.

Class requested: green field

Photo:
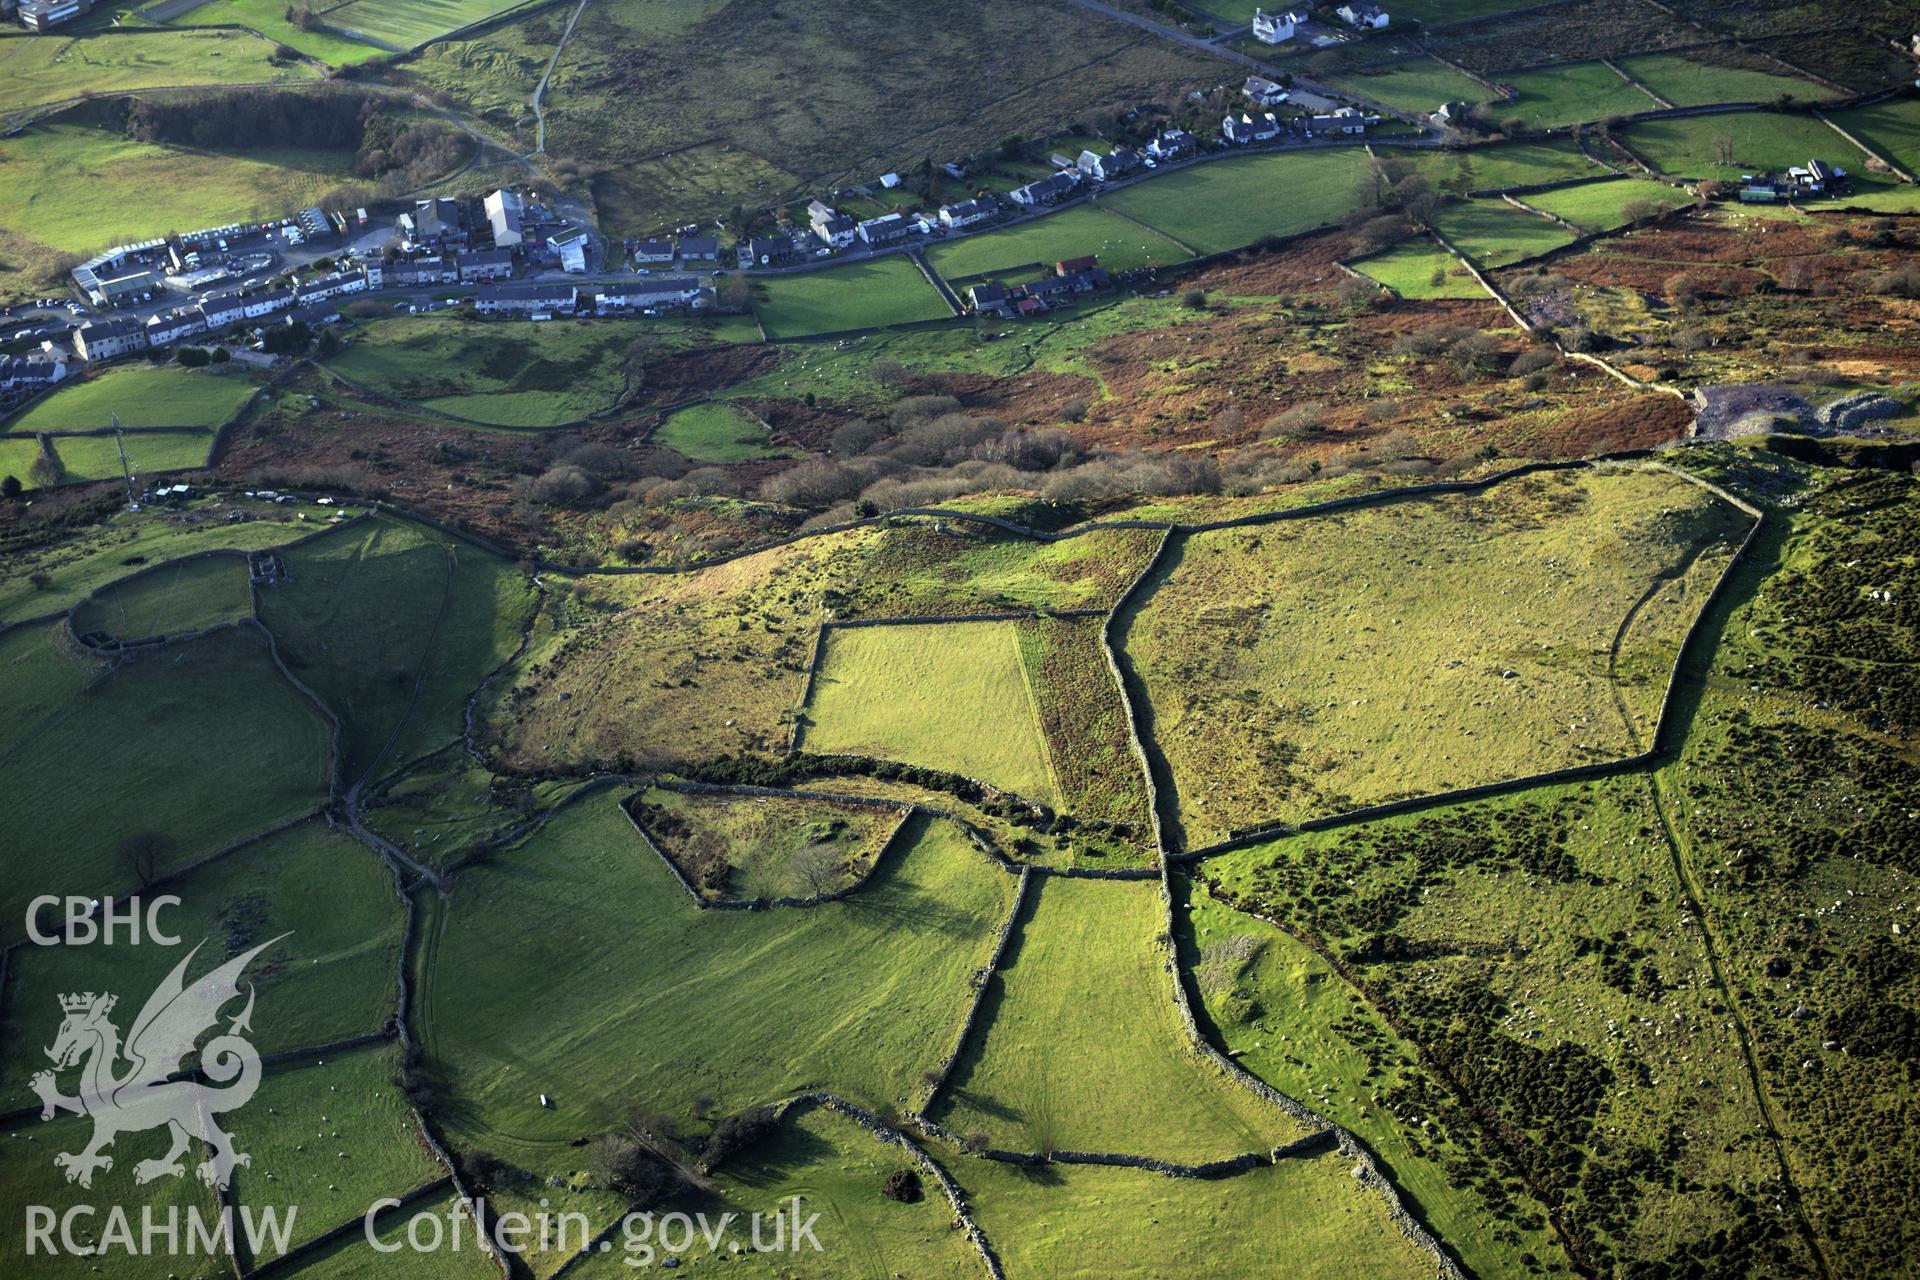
[0,436,46,490]
[46,430,216,484]
[231,1048,447,1261]
[1616,50,1827,108]
[324,315,645,427]
[1119,466,1751,844]
[752,257,954,339]
[626,785,904,900]
[0,1110,224,1280]
[321,0,533,51]
[7,364,256,433]
[0,820,403,1109]
[1620,109,1872,183]
[933,875,1307,1161]
[281,1200,498,1280]
[1329,55,1494,114]
[651,400,791,461]
[418,800,1017,1156]
[0,622,332,942]
[1396,137,1608,194]
[955,1146,1435,1279]
[1100,148,1372,255]
[927,204,1191,283]
[0,28,319,115]
[1493,61,1659,129]
[1524,177,1694,231]
[1432,196,1578,266]
[0,116,354,255]
[256,514,533,781]
[1829,96,1920,176]
[167,0,390,64]
[0,497,349,624]
[68,551,252,642]
[1351,237,1485,298]
[803,619,1059,807]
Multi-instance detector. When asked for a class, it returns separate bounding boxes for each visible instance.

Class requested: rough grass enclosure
[322,315,649,426]
[0,28,319,116]
[0,819,403,1106]
[410,0,1218,234]
[1200,777,1810,1278]
[67,552,252,643]
[257,515,533,781]
[0,622,332,942]
[927,205,1192,284]
[958,1136,1436,1278]
[1119,466,1752,845]
[0,114,354,256]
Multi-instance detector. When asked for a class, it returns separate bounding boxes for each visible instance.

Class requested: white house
[241,289,294,320]
[856,212,916,246]
[73,317,148,362]
[1251,8,1304,43]
[938,197,997,230]
[484,189,524,248]
[476,284,578,315]
[1009,172,1079,207]
[197,293,248,329]
[1243,75,1290,107]
[593,277,711,311]
[0,355,68,391]
[1223,112,1282,145]
[1077,147,1143,182]
[808,200,857,249]
[1337,1,1388,28]
[1146,130,1195,161]
[551,229,589,273]
[144,310,206,346]
[632,240,675,264]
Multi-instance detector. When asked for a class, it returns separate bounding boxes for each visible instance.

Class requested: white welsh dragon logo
[30,936,284,1191]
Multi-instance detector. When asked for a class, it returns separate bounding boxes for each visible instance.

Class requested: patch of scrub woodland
[1646,462,1920,1278]
[1200,777,1810,1279]
[1014,615,1155,849]
[418,801,1016,1164]
[625,785,905,900]
[931,875,1311,1163]
[1120,465,1753,846]
[951,1144,1436,1280]
[359,749,588,871]
[1176,877,1569,1280]
[802,619,1060,808]
[484,521,1158,776]
[559,1105,982,1279]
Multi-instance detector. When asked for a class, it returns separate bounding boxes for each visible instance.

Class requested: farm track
[529,0,589,156]
[1643,769,1834,1280]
